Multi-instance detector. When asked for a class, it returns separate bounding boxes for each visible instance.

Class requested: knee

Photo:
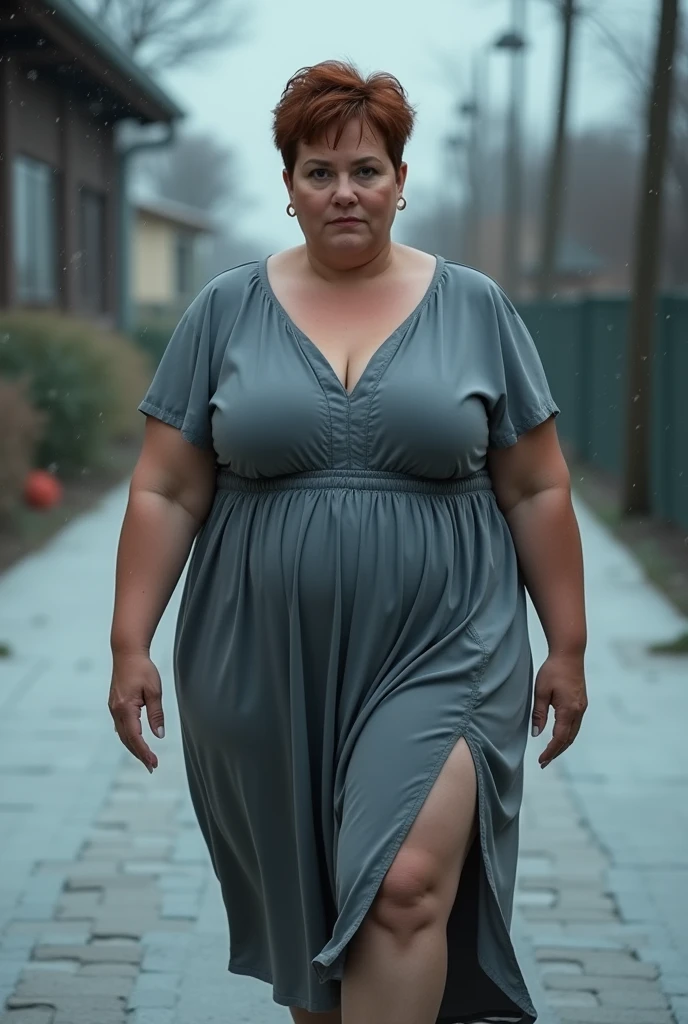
[370,850,443,937]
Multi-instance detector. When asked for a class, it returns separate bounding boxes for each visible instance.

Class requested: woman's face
[285,118,407,266]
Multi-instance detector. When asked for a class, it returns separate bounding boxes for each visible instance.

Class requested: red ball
[24,470,63,510]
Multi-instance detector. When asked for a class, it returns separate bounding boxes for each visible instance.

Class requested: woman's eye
[357,166,377,178]
[309,168,330,180]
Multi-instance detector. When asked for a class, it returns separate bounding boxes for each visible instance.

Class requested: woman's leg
[341,737,477,1024]
[290,1010,342,1024]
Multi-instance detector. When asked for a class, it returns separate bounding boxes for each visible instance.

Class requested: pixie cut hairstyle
[272,60,416,177]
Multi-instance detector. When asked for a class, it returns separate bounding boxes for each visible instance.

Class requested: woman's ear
[282,167,293,199]
[397,162,408,193]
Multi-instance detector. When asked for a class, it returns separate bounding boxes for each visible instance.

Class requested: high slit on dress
[139,255,559,1023]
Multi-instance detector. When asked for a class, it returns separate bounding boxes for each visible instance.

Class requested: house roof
[135,196,216,234]
[3,0,183,124]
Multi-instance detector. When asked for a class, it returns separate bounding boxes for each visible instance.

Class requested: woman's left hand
[531,654,588,769]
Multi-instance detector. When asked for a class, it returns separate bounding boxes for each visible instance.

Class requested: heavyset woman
[108,61,588,1024]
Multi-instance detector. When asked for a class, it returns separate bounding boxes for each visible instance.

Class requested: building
[133,196,215,321]
[0,0,182,326]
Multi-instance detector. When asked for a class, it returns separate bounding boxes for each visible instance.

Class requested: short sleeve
[486,285,559,449]
[138,284,217,450]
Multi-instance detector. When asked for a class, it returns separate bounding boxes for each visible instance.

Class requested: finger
[531,688,550,739]
[145,692,165,741]
[566,713,584,749]
[114,705,157,771]
[539,711,574,767]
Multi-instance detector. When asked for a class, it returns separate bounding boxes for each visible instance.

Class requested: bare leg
[341,737,477,1024]
[290,1009,341,1024]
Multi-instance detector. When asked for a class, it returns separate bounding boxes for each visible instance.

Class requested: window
[13,156,57,304]
[79,187,106,314]
[175,231,195,299]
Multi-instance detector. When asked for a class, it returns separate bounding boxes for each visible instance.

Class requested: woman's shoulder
[440,258,504,301]
[195,260,261,305]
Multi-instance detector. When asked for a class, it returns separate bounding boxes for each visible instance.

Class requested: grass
[649,633,688,656]
[567,453,688,656]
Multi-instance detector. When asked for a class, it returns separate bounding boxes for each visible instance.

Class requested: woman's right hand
[108,652,165,773]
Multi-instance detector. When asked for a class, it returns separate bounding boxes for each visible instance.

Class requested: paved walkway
[0,482,686,1024]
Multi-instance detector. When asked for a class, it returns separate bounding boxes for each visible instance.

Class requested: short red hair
[272,60,416,177]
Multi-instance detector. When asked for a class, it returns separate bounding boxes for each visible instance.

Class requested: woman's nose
[333,175,357,204]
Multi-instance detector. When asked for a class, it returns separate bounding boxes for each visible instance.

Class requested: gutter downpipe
[116,120,177,335]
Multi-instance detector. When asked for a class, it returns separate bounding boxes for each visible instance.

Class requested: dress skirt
[173,468,537,1023]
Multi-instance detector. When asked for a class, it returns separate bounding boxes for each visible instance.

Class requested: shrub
[0,378,44,524]
[0,312,150,477]
[134,313,178,371]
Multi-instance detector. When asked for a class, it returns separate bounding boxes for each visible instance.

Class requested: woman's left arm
[488,418,588,769]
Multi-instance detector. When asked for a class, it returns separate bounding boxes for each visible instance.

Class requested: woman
[108,61,587,1024]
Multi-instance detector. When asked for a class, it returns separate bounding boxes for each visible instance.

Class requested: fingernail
[156,727,165,739]
[532,725,540,738]
[541,760,550,770]
[146,764,154,774]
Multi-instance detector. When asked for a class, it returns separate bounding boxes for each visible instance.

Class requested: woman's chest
[209,310,493,480]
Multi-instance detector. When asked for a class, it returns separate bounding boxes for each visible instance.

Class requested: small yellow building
[132,196,215,319]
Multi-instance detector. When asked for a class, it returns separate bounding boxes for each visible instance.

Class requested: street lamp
[460,26,526,276]
[494,2,529,297]
[444,133,469,260]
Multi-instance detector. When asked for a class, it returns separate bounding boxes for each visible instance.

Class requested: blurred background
[0,0,685,617]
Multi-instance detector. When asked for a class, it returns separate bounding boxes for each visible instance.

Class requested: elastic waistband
[216,468,492,496]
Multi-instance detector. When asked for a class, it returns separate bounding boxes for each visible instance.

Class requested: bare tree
[137,132,238,213]
[561,129,641,284]
[80,0,249,71]
[623,0,680,517]
[590,12,688,278]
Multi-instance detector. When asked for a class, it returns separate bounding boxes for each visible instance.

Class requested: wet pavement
[0,482,686,1024]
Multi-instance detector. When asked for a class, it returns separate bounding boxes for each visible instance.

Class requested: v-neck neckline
[258,254,444,401]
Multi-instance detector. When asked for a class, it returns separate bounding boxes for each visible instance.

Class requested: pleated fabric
[139,255,559,1023]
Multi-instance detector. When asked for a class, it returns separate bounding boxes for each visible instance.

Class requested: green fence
[518,296,688,531]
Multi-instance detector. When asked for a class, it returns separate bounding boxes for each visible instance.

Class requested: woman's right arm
[108,417,216,773]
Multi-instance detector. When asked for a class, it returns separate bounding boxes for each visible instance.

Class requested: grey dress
[139,255,559,1024]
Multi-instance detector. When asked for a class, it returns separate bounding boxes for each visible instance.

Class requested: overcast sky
[158,0,655,252]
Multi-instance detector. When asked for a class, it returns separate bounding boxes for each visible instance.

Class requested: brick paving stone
[51,1002,126,1024]
[543,973,667,995]
[128,989,177,1011]
[11,970,134,1000]
[0,1011,55,1024]
[15,967,76,977]
[535,948,660,980]
[523,909,618,923]
[129,1011,175,1024]
[90,912,159,941]
[160,893,201,920]
[32,942,141,965]
[34,929,91,948]
[598,988,669,1010]
[79,964,138,978]
[139,936,192,975]
[65,874,153,892]
[556,1012,674,1024]
[54,892,101,920]
[548,992,599,1009]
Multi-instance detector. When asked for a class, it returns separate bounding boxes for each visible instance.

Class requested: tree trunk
[623,0,680,516]
[538,0,576,298]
